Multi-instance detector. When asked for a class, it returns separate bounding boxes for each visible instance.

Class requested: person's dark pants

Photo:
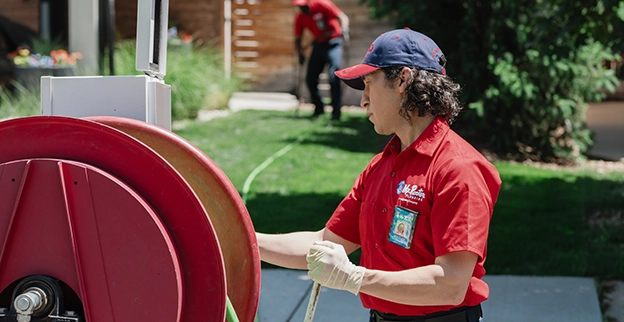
[369,304,483,322]
[306,37,343,120]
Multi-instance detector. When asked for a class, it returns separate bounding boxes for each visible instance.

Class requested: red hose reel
[0,116,261,322]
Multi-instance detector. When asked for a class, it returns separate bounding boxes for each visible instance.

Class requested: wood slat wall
[0,0,40,38]
[231,0,295,81]
[231,0,392,105]
[0,0,40,34]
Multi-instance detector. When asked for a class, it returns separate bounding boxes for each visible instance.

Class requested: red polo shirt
[294,0,343,43]
[326,117,501,316]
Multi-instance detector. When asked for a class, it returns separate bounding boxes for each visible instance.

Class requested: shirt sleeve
[294,14,304,37]
[429,156,501,260]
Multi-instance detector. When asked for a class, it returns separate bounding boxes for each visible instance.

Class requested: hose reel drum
[0,116,261,322]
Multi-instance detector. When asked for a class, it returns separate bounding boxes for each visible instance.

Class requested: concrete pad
[257,269,312,322]
[482,275,602,322]
[258,269,368,322]
[228,92,299,112]
[259,270,604,322]
[289,282,369,322]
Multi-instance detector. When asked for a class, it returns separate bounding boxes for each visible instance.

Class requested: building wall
[0,0,40,85]
[0,0,40,34]
[114,0,223,45]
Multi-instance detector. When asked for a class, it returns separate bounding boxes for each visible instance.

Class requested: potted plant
[8,39,83,91]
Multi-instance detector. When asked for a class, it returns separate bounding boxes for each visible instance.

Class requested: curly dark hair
[381,61,463,124]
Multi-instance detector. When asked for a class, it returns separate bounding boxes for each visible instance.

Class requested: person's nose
[360,88,370,110]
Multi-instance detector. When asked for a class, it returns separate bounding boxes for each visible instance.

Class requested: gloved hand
[306,240,366,295]
[342,28,350,46]
[298,52,306,65]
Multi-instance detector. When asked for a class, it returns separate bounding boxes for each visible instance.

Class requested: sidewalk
[257,269,603,322]
[586,101,624,161]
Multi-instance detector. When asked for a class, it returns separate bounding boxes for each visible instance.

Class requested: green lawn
[175,109,624,279]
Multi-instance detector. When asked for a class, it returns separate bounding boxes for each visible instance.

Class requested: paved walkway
[258,269,603,322]
[586,101,624,161]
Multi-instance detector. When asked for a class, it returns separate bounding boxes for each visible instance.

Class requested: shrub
[470,39,620,162]
[360,0,624,163]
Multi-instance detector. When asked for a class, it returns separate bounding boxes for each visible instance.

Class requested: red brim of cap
[334,64,380,90]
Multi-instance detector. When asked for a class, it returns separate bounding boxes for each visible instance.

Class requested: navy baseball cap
[335,28,446,90]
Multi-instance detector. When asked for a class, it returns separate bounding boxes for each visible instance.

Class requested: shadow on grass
[264,112,391,154]
[487,174,624,278]
[247,191,341,233]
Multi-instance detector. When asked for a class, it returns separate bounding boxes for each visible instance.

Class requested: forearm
[359,265,469,306]
[256,230,323,269]
[358,251,477,306]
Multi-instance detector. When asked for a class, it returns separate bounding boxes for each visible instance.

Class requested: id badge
[388,206,418,249]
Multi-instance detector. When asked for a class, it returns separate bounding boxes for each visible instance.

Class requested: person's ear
[398,67,412,93]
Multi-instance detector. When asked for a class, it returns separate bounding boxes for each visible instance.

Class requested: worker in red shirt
[257,28,501,322]
[292,0,349,122]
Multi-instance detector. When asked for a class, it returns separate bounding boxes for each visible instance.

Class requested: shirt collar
[384,116,450,157]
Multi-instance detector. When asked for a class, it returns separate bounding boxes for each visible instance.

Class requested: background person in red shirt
[292,0,349,122]
[257,28,501,322]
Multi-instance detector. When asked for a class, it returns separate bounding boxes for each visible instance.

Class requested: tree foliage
[360,0,624,162]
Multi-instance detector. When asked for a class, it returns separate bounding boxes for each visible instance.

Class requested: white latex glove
[306,240,366,295]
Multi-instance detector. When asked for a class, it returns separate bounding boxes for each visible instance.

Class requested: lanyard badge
[388,206,418,249]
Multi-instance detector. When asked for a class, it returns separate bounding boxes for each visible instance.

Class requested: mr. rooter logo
[396,180,426,205]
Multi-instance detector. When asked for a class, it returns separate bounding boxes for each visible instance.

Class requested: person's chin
[372,124,386,135]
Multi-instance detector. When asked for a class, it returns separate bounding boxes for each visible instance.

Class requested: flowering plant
[168,27,193,47]
[9,46,83,68]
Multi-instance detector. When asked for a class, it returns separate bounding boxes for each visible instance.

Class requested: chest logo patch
[396,180,426,205]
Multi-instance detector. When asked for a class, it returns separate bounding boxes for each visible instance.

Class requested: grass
[0,84,39,120]
[175,110,389,233]
[488,163,624,278]
[176,109,624,279]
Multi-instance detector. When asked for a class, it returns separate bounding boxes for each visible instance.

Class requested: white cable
[241,141,297,204]
[303,282,322,322]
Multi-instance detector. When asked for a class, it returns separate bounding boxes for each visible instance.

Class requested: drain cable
[241,136,304,204]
